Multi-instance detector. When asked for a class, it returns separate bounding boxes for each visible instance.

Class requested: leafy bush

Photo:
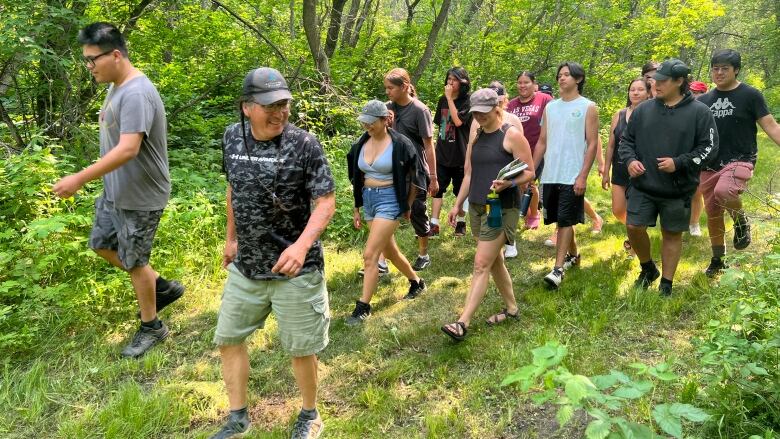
[693,244,780,437]
[0,145,227,356]
[502,341,710,438]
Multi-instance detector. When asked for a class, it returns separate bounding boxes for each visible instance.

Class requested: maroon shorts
[698,161,753,217]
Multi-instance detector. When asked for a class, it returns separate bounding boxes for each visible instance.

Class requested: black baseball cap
[653,59,690,81]
[539,84,554,96]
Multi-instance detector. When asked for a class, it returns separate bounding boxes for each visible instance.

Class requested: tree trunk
[349,0,374,47]
[302,0,331,84]
[289,0,296,38]
[411,0,451,84]
[405,0,421,25]
[324,0,348,58]
[341,0,361,48]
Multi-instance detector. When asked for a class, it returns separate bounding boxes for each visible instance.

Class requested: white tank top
[540,96,592,185]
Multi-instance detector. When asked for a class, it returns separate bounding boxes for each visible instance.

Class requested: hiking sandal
[441,321,467,341]
[486,308,519,326]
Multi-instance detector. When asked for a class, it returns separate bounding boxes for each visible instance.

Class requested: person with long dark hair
[345,100,428,325]
[431,67,472,237]
[601,78,651,253]
[441,88,535,341]
[384,68,437,271]
[508,71,552,231]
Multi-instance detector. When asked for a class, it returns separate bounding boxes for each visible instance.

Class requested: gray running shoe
[412,255,431,271]
[346,301,371,326]
[209,412,251,439]
[120,322,169,358]
[290,414,324,439]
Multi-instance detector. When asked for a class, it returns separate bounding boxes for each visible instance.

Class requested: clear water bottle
[486,191,502,228]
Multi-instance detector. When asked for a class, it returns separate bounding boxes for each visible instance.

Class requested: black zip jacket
[347,128,427,214]
[618,92,719,198]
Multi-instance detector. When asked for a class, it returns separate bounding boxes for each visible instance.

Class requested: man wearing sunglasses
[211,67,335,439]
[53,22,184,358]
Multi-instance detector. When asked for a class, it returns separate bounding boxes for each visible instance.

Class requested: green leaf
[585,419,612,439]
[652,404,683,438]
[609,370,631,384]
[628,362,648,374]
[556,404,574,427]
[501,365,538,387]
[745,363,769,376]
[531,389,556,405]
[612,385,645,399]
[531,342,568,367]
[669,403,710,423]
[592,374,619,390]
[565,375,595,404]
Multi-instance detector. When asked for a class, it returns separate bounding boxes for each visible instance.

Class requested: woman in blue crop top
[345,100,428,325]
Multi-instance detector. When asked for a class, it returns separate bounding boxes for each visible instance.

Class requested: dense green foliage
[2,0,780,437]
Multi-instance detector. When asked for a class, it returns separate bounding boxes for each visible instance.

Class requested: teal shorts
[214,264,330,357]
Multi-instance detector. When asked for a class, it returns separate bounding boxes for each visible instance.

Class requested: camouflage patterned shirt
[222,122,335,280]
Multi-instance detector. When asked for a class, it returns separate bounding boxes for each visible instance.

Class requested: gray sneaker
[412,255,431,271]
[209,412,251,439]
[120,322,169,358]
[291,414,324,439]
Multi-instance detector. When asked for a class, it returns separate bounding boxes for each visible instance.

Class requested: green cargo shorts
[469,203,519,244]
[213,264,330,357]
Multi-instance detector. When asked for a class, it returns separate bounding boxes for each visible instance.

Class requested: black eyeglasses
[82,50,115,68]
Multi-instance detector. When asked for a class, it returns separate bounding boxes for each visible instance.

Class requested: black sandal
[486,308,520,326]
[441,321,467,341]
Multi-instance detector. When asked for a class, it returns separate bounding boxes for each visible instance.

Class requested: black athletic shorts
[542,184,584,227]
[434,164,464,198]
[410,189,430,237]
[626,187,690,233]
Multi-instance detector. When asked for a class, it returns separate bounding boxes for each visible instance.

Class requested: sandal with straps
[441,321,467,341]
[486,308,520,326]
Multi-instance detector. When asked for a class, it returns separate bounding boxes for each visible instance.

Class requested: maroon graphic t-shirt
[507,92,553,152]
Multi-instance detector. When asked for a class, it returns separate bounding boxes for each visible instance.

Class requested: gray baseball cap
[358,99,390,124]
[242,67,292,105]
[469,88,499,113]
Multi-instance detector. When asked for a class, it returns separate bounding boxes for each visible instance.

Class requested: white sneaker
[504,244,518,258]
[689,224,702,236]
[562,253,580,270]
[544,267,564,289]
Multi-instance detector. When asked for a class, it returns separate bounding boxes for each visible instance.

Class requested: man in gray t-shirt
[53,22,184,359]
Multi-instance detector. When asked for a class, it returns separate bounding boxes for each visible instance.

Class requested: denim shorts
[362,186,401,221]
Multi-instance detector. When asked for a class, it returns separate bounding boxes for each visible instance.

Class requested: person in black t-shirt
[697,49,780,276]
[431,67,472,238]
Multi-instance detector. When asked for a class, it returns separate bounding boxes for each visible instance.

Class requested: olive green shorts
[213,264,330,357]
[469,203,519,244]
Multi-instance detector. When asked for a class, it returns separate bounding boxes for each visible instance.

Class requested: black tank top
[612,109,628,165]
[469,123,520,208]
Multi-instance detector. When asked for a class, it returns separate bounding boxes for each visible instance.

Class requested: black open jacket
[347,128,427,215]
